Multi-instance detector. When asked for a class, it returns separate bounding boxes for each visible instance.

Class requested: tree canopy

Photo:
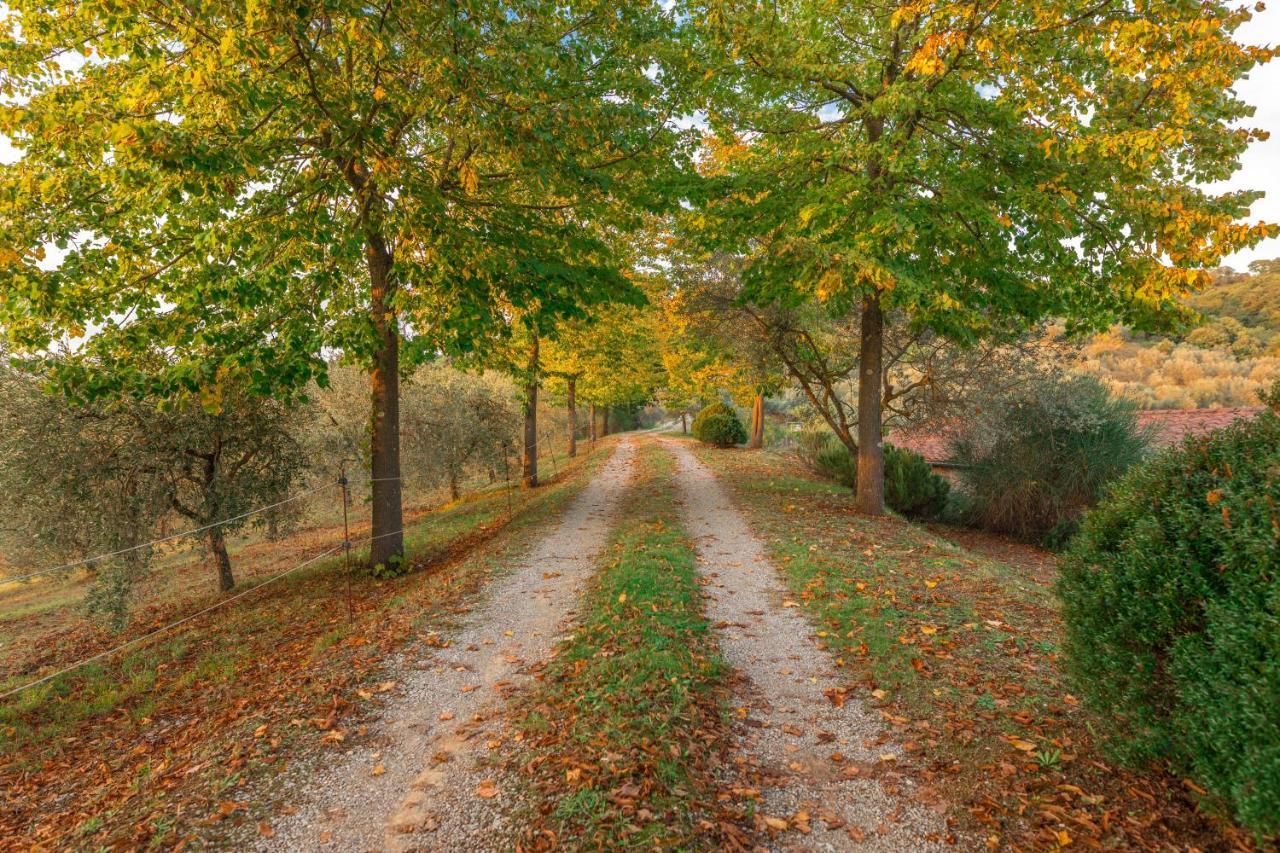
[0,0,695,563]
[684,0,1275,512]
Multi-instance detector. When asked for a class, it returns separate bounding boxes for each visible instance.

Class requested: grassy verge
[0,440,613,850]
[510,442,739,849]
[686,439,1252,852]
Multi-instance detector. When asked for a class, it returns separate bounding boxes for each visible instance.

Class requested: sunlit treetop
[687,0,1277,339]
[0,0,699,398]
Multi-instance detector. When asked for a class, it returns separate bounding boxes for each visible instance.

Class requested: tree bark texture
[855,292,886,516]
[522,335,540,488]
[208,527,235,592]
[367,236,404,567]
[566,376,578,458]
[749,393,765,448]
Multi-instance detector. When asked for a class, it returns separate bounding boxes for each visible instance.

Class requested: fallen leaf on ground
[475,779,500,798]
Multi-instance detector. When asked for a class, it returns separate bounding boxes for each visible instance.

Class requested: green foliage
[690,402,747,448]
[794,428,949,520]
[883,445,950,521]
[0,1,691,399]
[952,376,1150,543]
[401,364,517,499]
[795,428,858,486]
[0,356,306,619]
[366,552,406,581]
[1057,409,1280,836]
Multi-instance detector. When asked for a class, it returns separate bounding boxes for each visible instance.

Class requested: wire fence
[0,482,339,587]
[0,419,611,702]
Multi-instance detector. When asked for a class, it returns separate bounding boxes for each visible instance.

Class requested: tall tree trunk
[208,526,235,592]
[681,412,687,434]
[449,469,460,501]
[749,393,765,448]
[855,292,886,516]
[589,403,598,441]
[522,335,539,488]
[367,237,404,567]
[566,376,578,458]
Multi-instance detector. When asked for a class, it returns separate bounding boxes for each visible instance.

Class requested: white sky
[1,4,1277,269]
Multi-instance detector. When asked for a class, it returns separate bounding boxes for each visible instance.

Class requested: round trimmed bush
[1057,405,1280,836]
[691,402,747,448]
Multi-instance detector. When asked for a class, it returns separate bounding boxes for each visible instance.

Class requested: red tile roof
[888,407,1265,464]
[1135,407,1265,448]
[887,427,955,464]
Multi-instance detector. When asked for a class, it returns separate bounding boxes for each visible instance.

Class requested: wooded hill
[1079,260,1280,409]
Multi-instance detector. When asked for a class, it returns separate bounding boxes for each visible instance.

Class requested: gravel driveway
[260,439,637,852]
[665,440,949,851]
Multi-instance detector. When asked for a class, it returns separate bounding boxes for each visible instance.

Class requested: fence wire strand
[0,420,605,701]
[1,481,339,587]
[0,541,348,701]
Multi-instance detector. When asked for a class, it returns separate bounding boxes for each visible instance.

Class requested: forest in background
[1078,260,1280,408]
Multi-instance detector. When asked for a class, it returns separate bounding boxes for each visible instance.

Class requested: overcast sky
[2,4,1277,269]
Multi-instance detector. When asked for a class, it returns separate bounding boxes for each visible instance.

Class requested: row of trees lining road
[0,356,606,620]
[0,2,693,568]
[0,0,1274,561]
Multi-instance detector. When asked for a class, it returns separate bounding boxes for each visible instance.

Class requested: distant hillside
[1077,260,1280,409]
[1183,260,1280,356]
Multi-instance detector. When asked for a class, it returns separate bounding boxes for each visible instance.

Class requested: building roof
[888,407,1266,465]
[1135,407,1265,448]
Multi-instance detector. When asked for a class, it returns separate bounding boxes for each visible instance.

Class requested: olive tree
[0,360,309,626]
[401,365,518,501]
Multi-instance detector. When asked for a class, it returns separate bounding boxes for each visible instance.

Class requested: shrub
[795,427,857,485]
[691,402,747,448]
[951,375,1149,543]
[794,427,950,520]
[884,445,950,520]
[1057,406,1280,837]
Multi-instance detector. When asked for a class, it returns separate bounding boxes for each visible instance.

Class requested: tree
[0,0,693,567]
[667,254,785,447]
[0,362,171,627]
[401,364,516,500]
[689,0,1276,514]
[148,390,307,592]
[573,297,666,436]
[0,359,306,624]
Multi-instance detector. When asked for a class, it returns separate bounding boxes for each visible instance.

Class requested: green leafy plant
[691,402,747,448]
[951,375,1150,544]
[883,445,950,521]
[1057,403,1280,837]
[795,428,949,520]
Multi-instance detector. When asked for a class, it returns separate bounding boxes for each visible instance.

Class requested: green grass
[512,443,732,849]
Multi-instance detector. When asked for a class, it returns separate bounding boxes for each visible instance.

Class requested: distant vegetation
[1079,261,1280,409]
